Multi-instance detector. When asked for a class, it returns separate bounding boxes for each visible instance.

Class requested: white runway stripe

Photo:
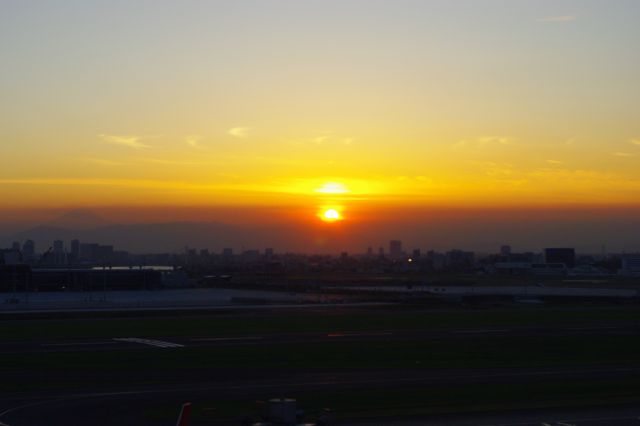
[113,338,184,348]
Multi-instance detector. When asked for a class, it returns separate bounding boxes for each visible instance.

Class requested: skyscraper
[389,240,403,260]
[22,240,35,258]
[53,240,65,265]
[70,239,80,260]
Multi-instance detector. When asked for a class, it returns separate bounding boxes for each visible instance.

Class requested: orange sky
[2,2,640,233]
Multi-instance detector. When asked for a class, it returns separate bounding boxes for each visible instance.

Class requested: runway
[2,366,640,425]
[1,310,639,425]
[1,323,638,354]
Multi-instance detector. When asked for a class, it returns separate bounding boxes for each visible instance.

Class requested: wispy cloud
[228,127,250,139]
[539,15,576,23]
[82,158,127,166]
[478,136,512,146]
[629,138,640,146]
[185,135,201,147]
[99,134,150,149]
[452,136,513,150]
[546,159,564,165]
[288,133,355,147]
[613,152,636,158]
[141,158,219,166]
[314,135,330,144]
[0,178,238,192]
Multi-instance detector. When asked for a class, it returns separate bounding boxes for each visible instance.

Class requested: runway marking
[452,329,511,334]
[191,336,263,342]
[41,341,117,347]
[113,338,184,348]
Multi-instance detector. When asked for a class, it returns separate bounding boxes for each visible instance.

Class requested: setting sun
[321,208,342,222]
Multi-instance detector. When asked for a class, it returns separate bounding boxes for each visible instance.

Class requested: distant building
[492,262,532,275]
[79,243,97,260]
[427,250,446,270]
[222,248,233,257]
[70,239,80,261]
[500,245,511,257]
[389,240,403,259]
[77,243,114,263]
[11,242,20,251]
[265,248,274,258]
[544,248,576,268]
[531,263,567,275]
[53,240,65,265]
[445,249,475,270]
[0,249,21,265]
[619,255,640,276]
[22,240,35,258]
[185,248,197,264]
[412,249,421,259]
[242,249,260,262]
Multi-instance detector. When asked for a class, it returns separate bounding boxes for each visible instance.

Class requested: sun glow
[320,208,343,222]
[315,182,349,194]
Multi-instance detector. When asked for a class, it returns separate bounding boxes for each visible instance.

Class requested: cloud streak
[141,157,220,166]
[99,134,150,149]
[185,135,201,147]
[228,127,250,139]
[82,158,127,166]
[452,136,513,150]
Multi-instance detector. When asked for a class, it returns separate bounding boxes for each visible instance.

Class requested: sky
[1,1,640,250]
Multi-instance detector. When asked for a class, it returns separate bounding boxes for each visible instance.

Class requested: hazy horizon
[2,206,639,255]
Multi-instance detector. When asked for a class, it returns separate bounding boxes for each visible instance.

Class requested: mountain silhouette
[46,209,110,230]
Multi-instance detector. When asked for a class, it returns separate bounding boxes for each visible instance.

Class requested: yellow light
[321,208,342,222]
[315,182,349,194]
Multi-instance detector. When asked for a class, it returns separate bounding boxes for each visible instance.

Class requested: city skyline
[2,206,640,254]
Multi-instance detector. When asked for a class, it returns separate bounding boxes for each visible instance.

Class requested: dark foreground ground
[1,303,639,425]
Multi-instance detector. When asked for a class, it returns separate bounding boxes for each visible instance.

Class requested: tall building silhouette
[70,239,80,258]
[22,240,35,258]
[53,240,65,265]
[389,240,403,260]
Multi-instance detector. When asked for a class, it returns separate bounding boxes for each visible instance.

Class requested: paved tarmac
[1,321,638,355]
[1,319,639,425]
[2,368,640,425]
